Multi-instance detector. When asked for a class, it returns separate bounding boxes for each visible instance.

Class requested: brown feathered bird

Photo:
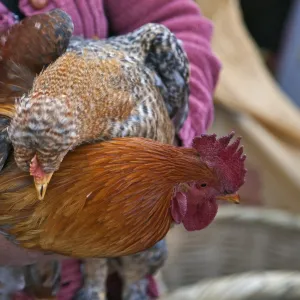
[0,133,245,257]
[1,9,189,200]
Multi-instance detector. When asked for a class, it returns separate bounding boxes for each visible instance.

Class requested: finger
[29,0,48,9]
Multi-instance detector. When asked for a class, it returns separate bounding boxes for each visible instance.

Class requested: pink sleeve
[104,0,221,146]
[19,0,108,38]
[0,3,17,32]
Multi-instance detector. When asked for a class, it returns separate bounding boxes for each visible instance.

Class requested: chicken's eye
[196,183,207,189]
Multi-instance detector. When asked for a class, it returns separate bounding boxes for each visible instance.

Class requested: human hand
[0,235,64,266]
[29,0,48,10]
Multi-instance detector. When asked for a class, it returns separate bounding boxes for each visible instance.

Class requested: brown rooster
[2,9,189,201]
[0,132,245,257]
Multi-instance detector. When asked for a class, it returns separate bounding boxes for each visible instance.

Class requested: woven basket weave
[161,206,300,291]
[160,271,300,300]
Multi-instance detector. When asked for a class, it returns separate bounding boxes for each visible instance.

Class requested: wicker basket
[160,271,300,300]
[161,206,300,291]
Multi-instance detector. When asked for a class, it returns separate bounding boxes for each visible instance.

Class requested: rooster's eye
[196,183,208,189]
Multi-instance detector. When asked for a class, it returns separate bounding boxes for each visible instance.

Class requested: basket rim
[161,271,300,299]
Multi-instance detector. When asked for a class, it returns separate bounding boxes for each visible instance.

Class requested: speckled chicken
[1,9,189,201]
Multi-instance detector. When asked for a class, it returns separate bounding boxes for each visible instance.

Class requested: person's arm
[104,0,221,147]
[0,235,64,265]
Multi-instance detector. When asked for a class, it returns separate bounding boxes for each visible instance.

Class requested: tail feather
[0,61,35,118]
[0,62,32,171]
[0,8,75,117]
[0,9,74,74]
[0,117,11,171]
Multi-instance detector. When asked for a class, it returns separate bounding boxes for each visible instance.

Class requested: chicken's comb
[192,131,247,192]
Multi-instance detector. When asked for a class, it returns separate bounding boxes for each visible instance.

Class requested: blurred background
[160,0,300,299]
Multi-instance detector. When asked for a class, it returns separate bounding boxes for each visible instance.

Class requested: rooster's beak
[34,173,53,200]
[216,193,240,204]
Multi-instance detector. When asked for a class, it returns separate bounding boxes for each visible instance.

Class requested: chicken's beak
[216,193,240,204]
[34,172,54,200]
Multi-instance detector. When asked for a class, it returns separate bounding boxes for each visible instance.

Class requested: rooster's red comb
[192,131,247,192]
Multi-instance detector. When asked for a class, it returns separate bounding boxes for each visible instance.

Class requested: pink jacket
[0,0,221,147]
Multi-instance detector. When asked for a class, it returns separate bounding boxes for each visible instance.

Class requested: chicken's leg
[109,240,167,300]
[74,258,108,300]
[122,278,149,300]
[24,261,61,298]
[0,266,25,298]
